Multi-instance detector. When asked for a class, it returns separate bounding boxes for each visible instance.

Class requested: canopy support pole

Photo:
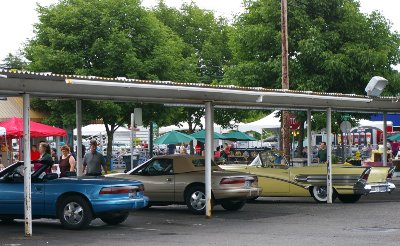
[76,100,83,176]
[131,113,135,169]
[23,93,32,236]
[55,136,60,159]
[205,101,214,218]
[326,107,333,204]
[149,122,154,158]
[307,109,312,166]
[383,112,388,166]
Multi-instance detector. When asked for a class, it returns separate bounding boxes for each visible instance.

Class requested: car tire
[185,185,209,215]
[220,200,246,211]
[337,194,362,203]
[58,195,93,230]
[100,212,129,225]
[310,186,337,203]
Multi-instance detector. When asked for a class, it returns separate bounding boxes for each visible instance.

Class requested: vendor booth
[0,117,67,164]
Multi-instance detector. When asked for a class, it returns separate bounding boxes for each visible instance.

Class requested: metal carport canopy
[0,69,398,235]
[0,70,400,112]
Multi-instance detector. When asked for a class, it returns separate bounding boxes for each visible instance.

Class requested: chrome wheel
[63,202,84,225]
[190,190,206,211]
[58,195,92,229]
[311,186,337,203]
[313,186,327,202]
[185,186,209,215]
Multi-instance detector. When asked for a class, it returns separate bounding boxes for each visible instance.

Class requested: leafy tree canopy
[1,52,27,69]
[225,0,400,95]
[25,0,200,164]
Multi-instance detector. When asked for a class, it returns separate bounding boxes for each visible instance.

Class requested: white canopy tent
[73,124,131,136]
[237,110,281,134]
[353,119,393,132]
[73,124,149,145]
[0,126,5,136]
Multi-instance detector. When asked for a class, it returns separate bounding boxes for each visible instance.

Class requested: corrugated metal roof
[0,69,370,99]
[0,69,399,113]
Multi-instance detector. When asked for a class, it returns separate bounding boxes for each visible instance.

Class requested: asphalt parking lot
[1,181,400,246]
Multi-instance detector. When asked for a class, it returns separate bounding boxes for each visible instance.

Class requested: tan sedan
[109,155,261,214]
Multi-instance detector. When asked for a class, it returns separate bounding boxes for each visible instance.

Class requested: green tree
[1,52,27,69]
[153,1,258,132]
[153,1,231,83]
[226,0,400,151]
[25,0,197,165]
[226,0,400,93]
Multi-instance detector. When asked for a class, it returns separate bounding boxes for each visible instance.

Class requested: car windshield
[249,151,289,167]
[0,161,53,181]
[132,158,173,176]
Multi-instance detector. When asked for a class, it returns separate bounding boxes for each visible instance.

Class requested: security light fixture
[365,76,388,97]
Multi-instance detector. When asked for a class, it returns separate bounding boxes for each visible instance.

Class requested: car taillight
[360,169,371,181]
[99,186,137,194]
[220,177,246,185]
[387,168,395,180]
[138,184,145,192]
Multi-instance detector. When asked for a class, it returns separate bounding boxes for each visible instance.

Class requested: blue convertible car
[0,161,149,229]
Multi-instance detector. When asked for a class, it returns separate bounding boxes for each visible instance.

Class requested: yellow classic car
[220,151,395,203]
[108,155,262,214]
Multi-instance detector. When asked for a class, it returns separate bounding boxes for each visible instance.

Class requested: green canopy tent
[154,130,196,144]
[190,129,227,142]
[223,130,257,141]
[388,134,400,141]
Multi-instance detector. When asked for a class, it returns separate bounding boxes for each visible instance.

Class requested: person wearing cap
[83,140,107,176]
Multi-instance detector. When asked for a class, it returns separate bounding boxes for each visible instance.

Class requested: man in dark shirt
[83,140,107,176]
[317,142,327,163]
[167,144,176,155]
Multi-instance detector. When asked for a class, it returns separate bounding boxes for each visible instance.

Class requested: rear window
[192,159,216,167]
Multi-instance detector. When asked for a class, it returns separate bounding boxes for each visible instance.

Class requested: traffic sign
[340,121,352,133]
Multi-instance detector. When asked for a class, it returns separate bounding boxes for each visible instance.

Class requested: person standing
[59,145,76,177]
[179,144,187,155]
[222,143,231,163]
[214,146,221,161]
[51,148,59,164]
[167,143,176,155]
[83,140,107,176]
[195,142,202,155]
[317,142,327,163]
[31,145,40,161]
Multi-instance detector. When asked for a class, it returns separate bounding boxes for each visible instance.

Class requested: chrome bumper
[213,187,262,200]
[354,181,396,195]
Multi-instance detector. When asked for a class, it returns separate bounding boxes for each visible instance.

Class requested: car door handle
[166,178,172,182]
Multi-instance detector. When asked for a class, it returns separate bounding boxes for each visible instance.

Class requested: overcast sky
[0,0,399,64]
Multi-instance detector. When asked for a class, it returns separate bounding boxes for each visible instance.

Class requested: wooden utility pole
[281,0,291,162]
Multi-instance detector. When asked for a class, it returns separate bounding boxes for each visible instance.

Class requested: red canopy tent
[0,117,67,138]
